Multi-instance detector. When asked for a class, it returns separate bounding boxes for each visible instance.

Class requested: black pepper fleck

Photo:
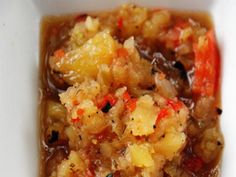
[102,102,112,113]
[217,141,222,146]
[70,163,75,168]
[216,107,222,115]
[153,125,156,129]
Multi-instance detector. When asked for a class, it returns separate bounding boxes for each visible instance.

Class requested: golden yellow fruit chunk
[128,95,157,136]
[155,132,186,160]
[128,144,154,168]
[57,151,85,177]
[52,31,116,82]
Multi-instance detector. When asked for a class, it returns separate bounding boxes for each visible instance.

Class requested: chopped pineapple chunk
[155,132,186,160]
[50,31,116,82]
[47,100,66,121]
[57,151,85,177]
[70,99,98,121]
[143,10,170,38]
[85,16,100,32]
[79,100,107,134]
[128,95,157,136]
[128,144,154,167]
[78,99,98,116]
[60,80,100,110]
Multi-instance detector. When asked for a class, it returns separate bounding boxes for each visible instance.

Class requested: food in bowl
[39,4,224,177]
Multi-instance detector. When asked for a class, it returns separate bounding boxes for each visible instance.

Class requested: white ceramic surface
[0,0,236,176]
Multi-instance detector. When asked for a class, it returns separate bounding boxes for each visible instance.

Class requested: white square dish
[0,0,236,176]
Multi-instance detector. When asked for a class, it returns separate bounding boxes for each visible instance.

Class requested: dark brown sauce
[39,9,223,177]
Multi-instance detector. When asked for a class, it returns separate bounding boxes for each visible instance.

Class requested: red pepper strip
[97,94,117,109]
[71,117,80,123]
[184,156,203,172]
[77,108,84,116]
[107,94,117,106]
[126,98,138,112]
[54,49,65,58]
[123,91,137,112]
[192,30,220,96]
[167,99,183,111]
[155,99,183,125]
[117,17,123,29]
[123,91,131,103]
[73,100,79,106]
[135,136,146,141]
[117,47,129,58]
[156,108,170,124]
[71,108,84,123]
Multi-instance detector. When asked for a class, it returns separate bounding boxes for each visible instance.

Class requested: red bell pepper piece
[71,117,80,123]
[123,91,137,112]
[192,30,220,96]
[54,49,65,58]
[167,99,183,111]
[126,98,137,112]
[123,91,131,103]
[117,17,123,29]
[156,108,170,124]
[77,108,84,116]
[117,47,129,58]
[97,94,117,109]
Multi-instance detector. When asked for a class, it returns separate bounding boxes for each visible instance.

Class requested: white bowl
[0,0,235,176]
